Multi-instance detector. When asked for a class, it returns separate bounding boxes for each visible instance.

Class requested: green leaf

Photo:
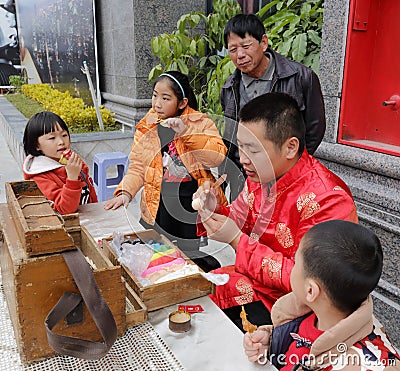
[209,55,219,65]
[173,40,181,57]
[278,36,294,56]
[222,60,234,78]
[197,38,205,56]
[199,56,207,69]
[291,33,307,62]
[301,2,312,15]
[177,59,189,75]
[160,39,170,61]
[152,37,159,54]
[311,53,320,73]
[307,30,321,46]
[258,0,280,18]
[148,68,156,82]
[190,39,197,55]
[177,15,186,33]
[283,28,295,38]
[190,14,201,27]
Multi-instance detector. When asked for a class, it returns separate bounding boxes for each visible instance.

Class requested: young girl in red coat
[22,111,97,214]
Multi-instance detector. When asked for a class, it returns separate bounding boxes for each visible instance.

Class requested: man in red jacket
[195,92,357,331]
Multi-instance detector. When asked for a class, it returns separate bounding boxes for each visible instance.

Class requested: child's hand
[163,117,185,135]
[65,152,82,180]
[243,325,273,363]
[104,194,131,210]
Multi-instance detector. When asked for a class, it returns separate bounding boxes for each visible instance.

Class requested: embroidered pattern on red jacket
[262,254,283,280]
[234,278,254,305]
[297,192,320,220]
[275,223,294,249]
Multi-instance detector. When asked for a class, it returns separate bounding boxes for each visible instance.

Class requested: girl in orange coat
[104,71,227,271]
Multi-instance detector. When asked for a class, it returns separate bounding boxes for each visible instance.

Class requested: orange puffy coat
[114,106,227,225]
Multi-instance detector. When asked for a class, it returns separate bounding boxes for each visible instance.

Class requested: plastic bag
[118,242,154,277]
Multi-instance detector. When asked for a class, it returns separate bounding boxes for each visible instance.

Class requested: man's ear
[283,137,299,159]
[178,97,189,110]
[261,34,269,52]
[305,278,321,304]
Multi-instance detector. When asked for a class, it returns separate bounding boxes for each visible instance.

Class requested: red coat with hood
[23,154,97,214]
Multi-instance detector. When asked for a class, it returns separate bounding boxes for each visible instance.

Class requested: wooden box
[5,181,75,256]
[102,229,212,311]
[0,202,146,364]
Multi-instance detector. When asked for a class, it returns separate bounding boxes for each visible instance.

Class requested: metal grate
[0,273,184,371]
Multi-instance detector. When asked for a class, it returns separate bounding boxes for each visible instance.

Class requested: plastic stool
[93,152,129,202]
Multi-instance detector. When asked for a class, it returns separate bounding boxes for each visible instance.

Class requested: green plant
[9,75,26,90]
[259,0,324,72]
[149,0,324,122]
[149,0,241,120]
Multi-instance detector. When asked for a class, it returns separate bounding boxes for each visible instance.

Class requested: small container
[169,310,191,333]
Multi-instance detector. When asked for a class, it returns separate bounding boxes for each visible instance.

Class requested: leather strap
[45,248,118,359]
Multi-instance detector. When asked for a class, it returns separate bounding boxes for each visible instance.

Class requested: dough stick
[192,174,227,211]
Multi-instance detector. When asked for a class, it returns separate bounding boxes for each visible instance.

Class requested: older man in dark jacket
[219,14,326,200]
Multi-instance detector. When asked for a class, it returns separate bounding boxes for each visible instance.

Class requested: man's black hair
[239,92,306,154]
[301,220,383,314]
[224,14,266,47]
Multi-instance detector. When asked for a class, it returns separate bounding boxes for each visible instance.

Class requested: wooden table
[79,202,271,370]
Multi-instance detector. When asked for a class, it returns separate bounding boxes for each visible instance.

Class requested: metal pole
[81,61,104,131]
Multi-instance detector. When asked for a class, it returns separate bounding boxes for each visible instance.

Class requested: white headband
[159,73,186,98]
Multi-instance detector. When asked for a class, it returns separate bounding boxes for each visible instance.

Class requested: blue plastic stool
[93,152,129,202]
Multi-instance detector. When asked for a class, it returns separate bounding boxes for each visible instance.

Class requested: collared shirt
[239,52,275,106]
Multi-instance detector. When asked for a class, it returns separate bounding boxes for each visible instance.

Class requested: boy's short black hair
[239,92,306,154]
[301,220,383,314]
[224,14,266,47]
[23,111,70,156]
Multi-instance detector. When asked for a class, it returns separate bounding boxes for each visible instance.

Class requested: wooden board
[125,283,148,326]
[102,230,212,312]
[79,224,148,328]
[0,204,138,363]
[5,181,76,256]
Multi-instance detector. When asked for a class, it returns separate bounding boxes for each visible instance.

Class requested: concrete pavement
[0,98,23,203]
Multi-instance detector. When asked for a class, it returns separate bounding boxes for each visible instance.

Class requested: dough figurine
[240,306,258,333]
[59,149,72,164]
[191,174,227,211]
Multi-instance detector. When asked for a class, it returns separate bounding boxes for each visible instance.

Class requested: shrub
[21,84,118,133]
[9,75,26,90]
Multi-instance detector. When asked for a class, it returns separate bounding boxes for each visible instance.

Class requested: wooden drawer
[5,181,75,256]
[102,229,212,312]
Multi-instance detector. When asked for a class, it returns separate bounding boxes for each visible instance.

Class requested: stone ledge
[0,96,133,174]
